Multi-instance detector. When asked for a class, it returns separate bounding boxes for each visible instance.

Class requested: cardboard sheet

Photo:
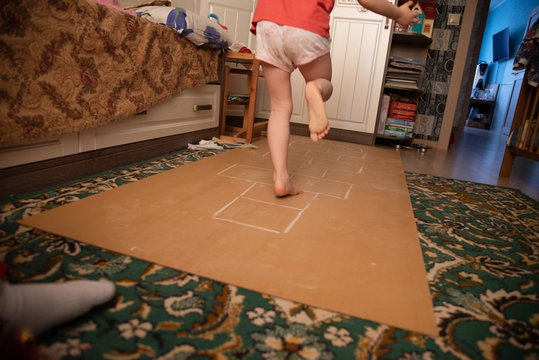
[19,136,438,335]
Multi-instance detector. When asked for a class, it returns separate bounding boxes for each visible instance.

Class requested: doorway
[455,1,538,142]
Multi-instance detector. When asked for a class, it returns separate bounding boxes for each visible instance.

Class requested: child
[250,0,420,197]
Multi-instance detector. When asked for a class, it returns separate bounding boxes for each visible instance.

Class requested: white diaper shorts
[255,20,331,73]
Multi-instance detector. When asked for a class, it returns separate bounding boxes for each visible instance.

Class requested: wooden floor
[388,127,539,201]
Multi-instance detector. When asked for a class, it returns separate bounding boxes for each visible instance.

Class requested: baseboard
[0,128,219,199]
[0,125,375,199]
[290,123,375,145]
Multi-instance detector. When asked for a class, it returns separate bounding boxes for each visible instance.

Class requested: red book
[420,2,437,20]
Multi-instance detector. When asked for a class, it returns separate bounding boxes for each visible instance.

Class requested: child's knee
[271,99,293,116]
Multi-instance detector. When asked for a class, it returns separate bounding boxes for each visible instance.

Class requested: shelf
[384,84,423,94]
[375,134,413,141]
[376,30,431,143]
[227,101,249,105]
[392,32,433,46]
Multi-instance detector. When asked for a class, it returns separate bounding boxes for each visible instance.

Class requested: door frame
[435,0,490,149]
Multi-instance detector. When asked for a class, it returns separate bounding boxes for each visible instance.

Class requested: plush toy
[208,13,228,30]
[136,6,232,49]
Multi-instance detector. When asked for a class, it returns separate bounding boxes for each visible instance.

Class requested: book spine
[377,94,391,135]
[384,129,413,138]
[386,118,415,126]
[385,124,414,133]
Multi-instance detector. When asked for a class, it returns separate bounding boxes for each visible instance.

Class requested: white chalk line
[212,216,281,234]
[213,148,367,232]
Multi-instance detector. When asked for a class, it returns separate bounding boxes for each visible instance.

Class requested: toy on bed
[134,6,232,49]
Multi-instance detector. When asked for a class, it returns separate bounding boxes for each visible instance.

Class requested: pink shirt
[251,0,335,38]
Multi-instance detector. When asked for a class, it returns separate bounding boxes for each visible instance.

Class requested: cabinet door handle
[385,17,390,29]
[193,104,212,111]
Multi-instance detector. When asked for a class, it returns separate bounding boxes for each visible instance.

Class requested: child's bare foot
[274,176,303,197]
[305,81,330,142]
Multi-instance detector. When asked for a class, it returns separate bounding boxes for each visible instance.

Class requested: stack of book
[383,99,417,138]
[385,56,424,89]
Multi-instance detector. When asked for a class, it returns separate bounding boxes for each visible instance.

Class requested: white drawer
[0,133,79,169]
[79,84,220,151]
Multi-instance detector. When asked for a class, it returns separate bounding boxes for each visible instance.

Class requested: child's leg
[262,62,303,197]
[298,53,333,142]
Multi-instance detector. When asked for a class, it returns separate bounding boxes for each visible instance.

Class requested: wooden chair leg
[244,59,259,143]
[499,148,515,177]
[220,66,231,137]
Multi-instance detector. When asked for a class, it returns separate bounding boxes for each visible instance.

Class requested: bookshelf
[375,31,432,142]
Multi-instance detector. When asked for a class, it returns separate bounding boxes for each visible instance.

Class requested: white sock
[0,280,115,335]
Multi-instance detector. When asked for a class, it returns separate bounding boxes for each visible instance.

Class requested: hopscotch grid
[217,164,238,176]
[344,184,354,200]
[220,163,273,172]
[289,174,353,200]
[293,164,329,178]
[212,216,281,234]
[218,174,273,186]
[240,183,258,196]
[213,145,369,232]
[318,166,364,177]
[321,168,329,177]
[218,167,356,190]
[284,193,318,234]
[213,196,241,217]
[334,153,367,160]
[291,173,355,186]
[313,191,350,200]
[240,195,305,211]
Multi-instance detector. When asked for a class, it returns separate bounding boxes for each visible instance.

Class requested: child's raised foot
[305,81,330,142]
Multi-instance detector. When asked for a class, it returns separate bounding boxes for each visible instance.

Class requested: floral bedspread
[0,0,219,147]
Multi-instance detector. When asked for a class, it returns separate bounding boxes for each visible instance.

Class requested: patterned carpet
[1,148,538,359]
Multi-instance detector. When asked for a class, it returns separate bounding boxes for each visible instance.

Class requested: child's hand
[396,1,421,27]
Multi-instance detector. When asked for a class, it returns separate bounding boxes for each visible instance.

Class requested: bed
[0,0,229,196]
[499,16,539,177]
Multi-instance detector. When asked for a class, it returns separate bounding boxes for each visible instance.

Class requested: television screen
[492,27,510,62]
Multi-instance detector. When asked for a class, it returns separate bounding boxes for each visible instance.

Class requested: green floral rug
[1,148,538,359]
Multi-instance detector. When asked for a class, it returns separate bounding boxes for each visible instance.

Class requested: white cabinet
[327,0,392,133]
